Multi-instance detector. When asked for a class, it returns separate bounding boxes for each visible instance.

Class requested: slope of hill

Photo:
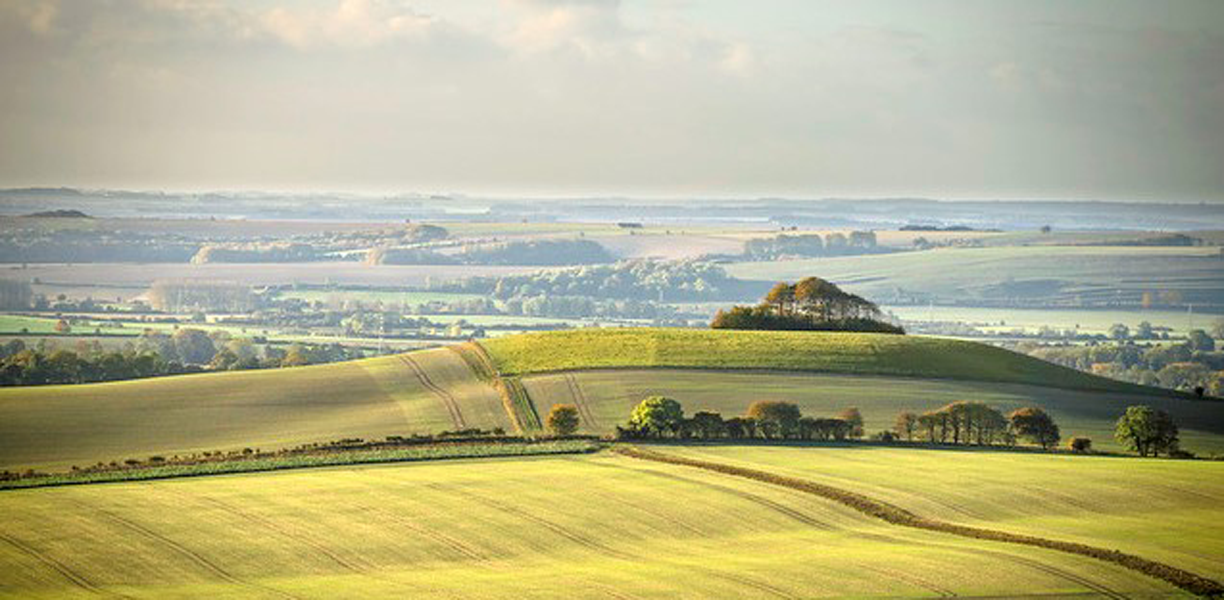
[480,328,1152,393]
[0,349,511,470]
[0,450,1194,598]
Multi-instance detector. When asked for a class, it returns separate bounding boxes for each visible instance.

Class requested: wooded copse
[742,231,882,259]
[711,277,904,334]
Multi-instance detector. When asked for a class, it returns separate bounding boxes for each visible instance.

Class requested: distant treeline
[712,277,904,334]
[369,238,616,267]
[1022,328,1221,397]
[742,231,882,260]
[0,333,364,386]
[437,259,757,302]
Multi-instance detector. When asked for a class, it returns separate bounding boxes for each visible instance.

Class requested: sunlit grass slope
[482,328,1153,393]
[0,452,1184,598]
[0,348,510,470]
[665,445,1224,580]
[523,369,1224,452]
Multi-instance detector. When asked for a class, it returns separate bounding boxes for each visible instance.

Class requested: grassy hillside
[523,369,1224,453]
[666,445,1224,580]
[481,328,1148,393]
[0,450,1194,598]
[0,348,511,470]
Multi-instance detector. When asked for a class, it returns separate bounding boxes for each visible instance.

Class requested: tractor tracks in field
[0,531,112,596]
[563,374,601,430]
[70,499,299,600]
[399,354,466,430]
[613,446,1224,598]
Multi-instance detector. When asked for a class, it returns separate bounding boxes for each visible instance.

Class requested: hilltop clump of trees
[712,277,904,334]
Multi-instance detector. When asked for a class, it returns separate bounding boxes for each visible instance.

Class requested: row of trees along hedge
[711,277,904,334]
[891,403,1058,448]
[617,397,867,441]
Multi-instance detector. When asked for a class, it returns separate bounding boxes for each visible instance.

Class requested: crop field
[0,348,511,471]
[724,245,1224,308]
[481,329,1145,393]
[522,369,1224,453]
[0,449,1199,598]
[662,445,1224,581]
[886,305,1218,336]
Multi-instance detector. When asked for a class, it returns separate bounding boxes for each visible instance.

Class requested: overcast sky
[2,0,1222,201]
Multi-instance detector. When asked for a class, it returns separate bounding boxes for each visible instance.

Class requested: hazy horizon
[3,0,1223,202]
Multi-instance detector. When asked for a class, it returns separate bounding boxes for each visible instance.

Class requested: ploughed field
[2,448,1217,598]
[3,329,1222,472]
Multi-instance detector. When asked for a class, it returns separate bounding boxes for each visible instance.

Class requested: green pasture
[0,450,1191,598]
[666,445,1224,580]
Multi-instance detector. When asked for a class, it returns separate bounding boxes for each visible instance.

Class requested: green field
[662,445,1224,581]
[4,329,1221,473]
[481,329,1146,392]
[0,448,1207,598]
[886,305,1218,336]
[724,245,1224,308]
[0,348,512,471]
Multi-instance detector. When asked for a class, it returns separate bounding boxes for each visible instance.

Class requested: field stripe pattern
[399,355,466,430]
[613,445,1224,598]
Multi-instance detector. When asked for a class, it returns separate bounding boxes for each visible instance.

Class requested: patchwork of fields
[0,450,1208,598]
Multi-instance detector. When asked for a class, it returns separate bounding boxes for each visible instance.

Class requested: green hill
[480,328,1151,393]
[2,329,1220,472]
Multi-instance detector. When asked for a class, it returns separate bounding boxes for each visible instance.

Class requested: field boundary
[612,445,1224,598]
[454,342,542,432]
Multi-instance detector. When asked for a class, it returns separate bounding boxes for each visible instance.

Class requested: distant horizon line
[1,186,1220,206]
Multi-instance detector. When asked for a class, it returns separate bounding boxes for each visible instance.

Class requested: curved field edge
[614,445,1224,598]
[479,328,1180,396]
[0,440,601,491]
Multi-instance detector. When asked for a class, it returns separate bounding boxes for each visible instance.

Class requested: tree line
[712,277,904,334]
[610,396,1184,458]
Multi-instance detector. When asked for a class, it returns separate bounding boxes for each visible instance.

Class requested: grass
[0,439,599,491]
[0,449,1194,598]
[0,348,512,471]
[662,444,1224,582]
[480,328,1147,393]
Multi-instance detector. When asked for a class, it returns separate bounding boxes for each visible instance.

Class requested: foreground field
[0,348,511,471]
[663,445,1224,581]
[0,449,1202,598]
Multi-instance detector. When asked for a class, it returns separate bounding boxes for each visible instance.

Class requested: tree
[1108,323,1130,341]
[1008,407,1061,450]
[1135,321,1154,340]
[171,328,216,365]
[1114,405,1179,457]
[1212,319,1224,341]
[689,411,726,439]
[893,411,918,441]
[1187,329,1215,352]
[53,319,71,334]
[1068,437,1092,453]
[547,404,580,435]
[745,401,802,439]
[838,407,864,440]
[764,282,795,316]
[628,396,684,438]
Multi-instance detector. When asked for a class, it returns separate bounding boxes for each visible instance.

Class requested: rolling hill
[2,329,1221,472]
[0,449,1205,598]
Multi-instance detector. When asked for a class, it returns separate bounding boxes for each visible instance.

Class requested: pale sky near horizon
[1,0,1222,201]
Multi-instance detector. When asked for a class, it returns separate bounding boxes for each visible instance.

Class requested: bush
[547,404,581,436]
[1067,437,1092,453]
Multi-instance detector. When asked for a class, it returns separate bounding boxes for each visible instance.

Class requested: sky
[1,0,1222,201]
